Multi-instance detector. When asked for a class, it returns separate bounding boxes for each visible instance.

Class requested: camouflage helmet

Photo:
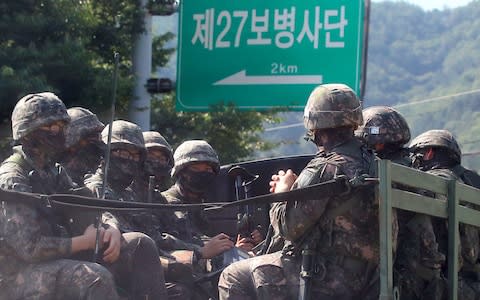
[66,107,105,148]
[304,84,363,130]
[409,130,461,163]
[355,106,411,146]
[12,92,70,141]
[143,131,174,167]
[171,140,220,178]
[102,120,146,155]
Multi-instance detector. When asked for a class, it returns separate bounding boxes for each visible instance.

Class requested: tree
[150,93,280,164]
[0,0,280,163]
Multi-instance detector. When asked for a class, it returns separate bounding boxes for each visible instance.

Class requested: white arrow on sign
[213,70,323,86]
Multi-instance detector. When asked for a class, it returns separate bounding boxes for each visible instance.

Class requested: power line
[264,87,480,132]
[393,88,480,109]
[463,151,480,157]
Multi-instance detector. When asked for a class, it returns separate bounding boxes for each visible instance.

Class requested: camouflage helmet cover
[171,140,220,178]
[102,120,146,154]
[143,131,174,167]
[355,106,411,146]
[66,107,105,148]
[409,129,461,163]
[304,83,363,131]
[12,92,70,140]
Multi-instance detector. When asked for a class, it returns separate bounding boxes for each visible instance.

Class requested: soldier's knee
[127,232,157,249]
[69,262,119,299]
[76,262,115,284]
[219,261,253,298]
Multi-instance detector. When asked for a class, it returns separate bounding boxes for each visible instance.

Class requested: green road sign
[177,0,366,111]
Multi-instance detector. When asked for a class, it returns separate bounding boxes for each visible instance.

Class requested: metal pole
[130,0,152,131]
[378,160,393,300]
[447,180,459,300]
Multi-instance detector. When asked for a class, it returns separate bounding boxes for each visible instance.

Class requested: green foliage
[0,0,143,121]
[152,32,175,69]
[0,0,278,164]
[365,1,480,172]
[150,93,280,164]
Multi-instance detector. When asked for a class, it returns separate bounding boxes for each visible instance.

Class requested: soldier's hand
[235,234,254,252]
[270,169,297,193]
[84,224,105,249]
[200,233,234,259]
[102,226,121,263]
[251,229,263,245]
[71,224,105,253]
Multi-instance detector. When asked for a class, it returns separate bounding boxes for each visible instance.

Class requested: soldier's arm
[83,173,121,229]
[0,161,32,192]
[2,201,72,263]
[270,165,334,242]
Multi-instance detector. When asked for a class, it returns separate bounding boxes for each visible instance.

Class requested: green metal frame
[378,160,480,300]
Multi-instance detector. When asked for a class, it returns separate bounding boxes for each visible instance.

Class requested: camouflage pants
[3,259,119,300]
[163,258,194,300]
[218,251,377,300]
[101,232,168,300]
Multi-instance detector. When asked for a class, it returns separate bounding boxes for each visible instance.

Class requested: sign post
[177,0,367,111]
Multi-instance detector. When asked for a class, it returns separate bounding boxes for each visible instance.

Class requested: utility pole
[130,0,152,131]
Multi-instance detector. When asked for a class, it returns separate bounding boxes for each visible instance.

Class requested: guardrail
[378,160,480,300]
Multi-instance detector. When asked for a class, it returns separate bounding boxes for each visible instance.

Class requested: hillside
[260,1,480,172]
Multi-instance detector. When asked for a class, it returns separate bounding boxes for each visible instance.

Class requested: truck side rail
[378,159,480,300]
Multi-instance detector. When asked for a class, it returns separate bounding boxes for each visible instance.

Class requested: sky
[373,0,474,11]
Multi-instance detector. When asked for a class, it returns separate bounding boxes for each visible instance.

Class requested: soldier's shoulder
[161,186,182,204]
[0,153,32,191]
[427,168,457,180]
[83,170,103,186]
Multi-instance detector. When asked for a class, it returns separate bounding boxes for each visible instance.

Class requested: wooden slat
[390,163,448,195]
[391,189,447,218]
[458,206,480,227]
[457,183,480,207]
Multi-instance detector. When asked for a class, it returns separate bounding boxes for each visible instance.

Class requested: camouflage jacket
[271,138,381,263]
[84,168,141,233]
[162,184,213,247]
[0,146,74,194]
[0,147,77,281]
[427,166,480,274]
[85,170,197,252]
[130,179,201,252]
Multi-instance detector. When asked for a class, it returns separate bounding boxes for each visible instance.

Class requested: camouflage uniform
[131,131,176,251]
[61,107,105,186]
[163,140,221,246]
[410,129,480,300]
[162,140,226,299]
[84,120,185,299]
[219,84,384,299]
[136,131,174,196]
[0,92,119,300]
[356,106,445,299]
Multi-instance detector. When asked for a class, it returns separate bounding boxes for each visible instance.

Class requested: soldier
[0,92,167,299]
[163,140,263,259]
[355,105,411,164]
[410,129,480,299]
[61,107,105,186]
[356,106,444,299]
[0,93,106,298]
[218,84,383,299]
[163,140,265,299]
[84,120,146,204]
[133,131,174,202]
[84,120,192,300]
